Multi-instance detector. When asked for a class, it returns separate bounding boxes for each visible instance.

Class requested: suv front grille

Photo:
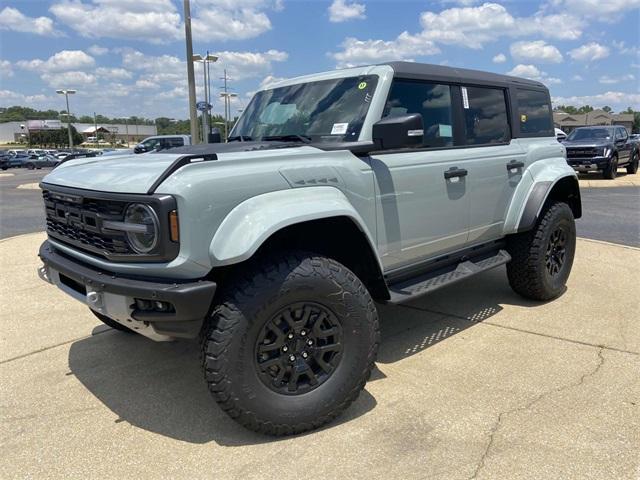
[566,147,598,158]
[43,189,134,257]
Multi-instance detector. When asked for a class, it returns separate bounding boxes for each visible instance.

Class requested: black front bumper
[566,156,611,171]
[38,241,216,338]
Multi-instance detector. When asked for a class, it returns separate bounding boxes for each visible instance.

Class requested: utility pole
[56,89,76,148]
[221,69,229,141]
[183,0,199,144]
[93,112,98,145]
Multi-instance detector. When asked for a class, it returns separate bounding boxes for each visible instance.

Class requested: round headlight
[124,203,159,254]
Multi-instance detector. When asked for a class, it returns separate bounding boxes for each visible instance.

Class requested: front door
[369,79,470,271]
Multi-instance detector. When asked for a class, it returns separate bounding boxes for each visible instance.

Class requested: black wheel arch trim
[517,176,581,233]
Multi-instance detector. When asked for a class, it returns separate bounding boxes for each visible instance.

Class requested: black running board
[386,249,511,304]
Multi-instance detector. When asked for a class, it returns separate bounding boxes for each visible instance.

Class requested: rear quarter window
[516,89,553,136]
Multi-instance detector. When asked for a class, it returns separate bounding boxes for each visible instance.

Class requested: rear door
[460,85,526,244]
[616,127,631,162]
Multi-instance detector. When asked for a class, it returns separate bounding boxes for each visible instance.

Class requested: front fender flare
[209,187,380,269]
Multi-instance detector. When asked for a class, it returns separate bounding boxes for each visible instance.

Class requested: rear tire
[90,309,134,333]
[507,202,576,301]
[26,163,35,170]
[603,155,618,179]
[626,151,638,174]
[201,251,379,435]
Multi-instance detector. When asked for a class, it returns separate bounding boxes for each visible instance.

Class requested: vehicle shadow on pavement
[67,267,546,446]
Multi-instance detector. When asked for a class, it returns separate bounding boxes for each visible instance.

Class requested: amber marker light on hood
[169,210,179,242]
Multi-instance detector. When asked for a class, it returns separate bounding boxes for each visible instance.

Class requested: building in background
[0,121,156,144]
[553,110,634,134]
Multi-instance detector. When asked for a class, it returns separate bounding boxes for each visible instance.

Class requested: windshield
[566,128,612,141]
[231,75,379,143]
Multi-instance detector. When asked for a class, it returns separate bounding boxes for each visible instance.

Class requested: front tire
[626,151,638,174]
[603,155,618,179]
[507,202,576,301]
[201,251,379,435]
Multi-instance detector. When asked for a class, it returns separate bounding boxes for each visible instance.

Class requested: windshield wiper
[227,135,252,142]
[261,134,312,143]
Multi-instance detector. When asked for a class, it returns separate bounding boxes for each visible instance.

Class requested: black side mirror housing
[372,114,424,150]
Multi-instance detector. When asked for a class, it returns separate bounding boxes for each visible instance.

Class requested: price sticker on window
[461,87,470,109]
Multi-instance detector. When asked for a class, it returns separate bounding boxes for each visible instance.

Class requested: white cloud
[0,60,13,78]
[332,33,440,68]
[507,64,561,85]
[191,0,281,41]
[492,53,506,64]
[17,50,95,73]
[50,0,182,44]
[510,40,563,64]
[572,74,583,81]
[259,75,286,89]
[568,42,610,62]
[328,0,366,23]
[95,67,133,80]
[552,91,640,110]
[87,45,109,56]
[0,7,61,36]
[598,74,635,84]
[41,71,97,88]
[135,79,160,89]
[551,0,640,22]
[213,50,288,80]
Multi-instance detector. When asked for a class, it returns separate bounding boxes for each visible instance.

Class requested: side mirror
[134,144,147,154]
[372,114,424,150]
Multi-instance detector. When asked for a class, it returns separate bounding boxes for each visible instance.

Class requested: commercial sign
[27,119,63,130]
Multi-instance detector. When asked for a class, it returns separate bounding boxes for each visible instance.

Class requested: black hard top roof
[381,61,547,90]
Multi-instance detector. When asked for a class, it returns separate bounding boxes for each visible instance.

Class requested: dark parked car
[563,126,638,179]
[1,153,30,170]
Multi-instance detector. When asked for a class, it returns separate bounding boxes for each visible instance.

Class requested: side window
[615,128,623,140]
[383,80,454,148]
[142,138,159,149]
[167,137,185,147]
[461,86,510,145]
[617,128,627,140]
[516,89,553,136]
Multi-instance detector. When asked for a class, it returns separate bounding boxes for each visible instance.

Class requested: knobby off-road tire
[201,251,380,436]
[507,202,576,301]
[626,151,639,174]
[90,309,134,333]
[603,155,618,179]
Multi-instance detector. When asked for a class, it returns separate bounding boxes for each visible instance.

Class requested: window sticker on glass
[358,82,367,90]
[439,124,453,137]
[331,123,349,135]
[462,87,469,109]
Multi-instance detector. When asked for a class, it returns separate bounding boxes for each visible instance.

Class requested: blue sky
[1,0,638,119]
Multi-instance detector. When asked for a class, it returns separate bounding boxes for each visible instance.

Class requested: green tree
[602,106,613,113]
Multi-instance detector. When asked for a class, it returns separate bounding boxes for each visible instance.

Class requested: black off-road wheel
[507,202,576,301]
[90,309,134,333]
[201,251,379,436]
[603,155,618,179]
[626,151,638,174]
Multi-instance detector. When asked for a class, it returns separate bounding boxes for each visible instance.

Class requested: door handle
[506,160,525,171]
[444,167,468,180]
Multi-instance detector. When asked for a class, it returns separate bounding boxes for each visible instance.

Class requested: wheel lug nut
[307,339,313,346]
[287,333,294,339]
[282,346,288,352]
[289,355,296,362]
[302,352,308,359]
[300,330,307,336]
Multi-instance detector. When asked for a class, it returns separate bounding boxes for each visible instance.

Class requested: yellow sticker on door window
[358,82,367,90]
[521,114,527,122]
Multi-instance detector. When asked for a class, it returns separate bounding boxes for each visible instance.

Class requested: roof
[382,61,546,89]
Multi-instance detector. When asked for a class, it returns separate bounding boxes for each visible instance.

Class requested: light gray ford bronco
[37,62,580,435]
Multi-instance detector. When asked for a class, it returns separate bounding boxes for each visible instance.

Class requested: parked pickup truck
[133,135,192,154]
[37,61,581,435]
[563,126,639,179]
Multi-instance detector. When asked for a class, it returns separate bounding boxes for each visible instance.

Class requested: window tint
[383,80,454,148]
[516,89,553,136]
[461,86,510,145]
[616,128,627,140]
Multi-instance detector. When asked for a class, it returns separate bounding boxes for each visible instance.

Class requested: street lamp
[219,92,238,141]
[193,52,218,143]
[56,89,76,148]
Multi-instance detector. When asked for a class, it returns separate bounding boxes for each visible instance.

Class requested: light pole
[219,91,238,141]
[193,52,218,143]
[183,0,199,144]
[56,89,76,148]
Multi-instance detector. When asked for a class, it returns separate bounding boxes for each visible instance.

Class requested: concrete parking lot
[0,168,639,479]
